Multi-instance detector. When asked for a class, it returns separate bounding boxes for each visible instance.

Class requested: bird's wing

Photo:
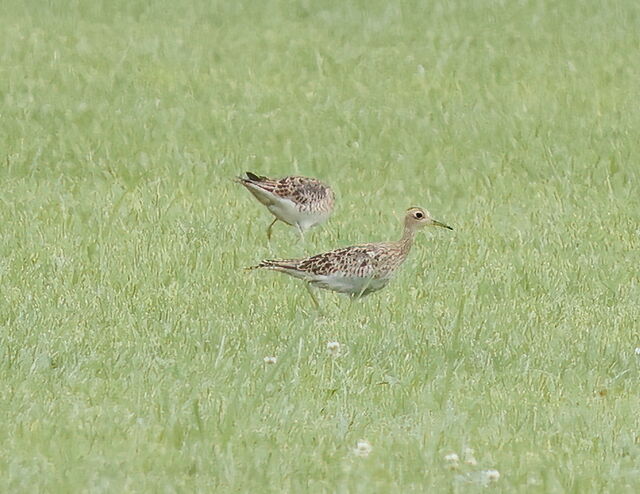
[296,243,389,277]
[283,177,333,205]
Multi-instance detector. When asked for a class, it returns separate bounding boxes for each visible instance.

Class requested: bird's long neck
[398,225,416,257]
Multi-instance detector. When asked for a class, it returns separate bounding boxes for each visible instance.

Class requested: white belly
[311,274,391,297]
[268,200,329,231]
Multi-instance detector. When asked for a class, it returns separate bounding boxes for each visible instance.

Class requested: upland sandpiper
[236,172,334,239]
[248,207,452,302]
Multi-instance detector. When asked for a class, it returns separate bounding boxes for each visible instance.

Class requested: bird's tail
[245,171,267,181]
[235,172,280,204]
[245,259,301,272]
[235,171,268,184]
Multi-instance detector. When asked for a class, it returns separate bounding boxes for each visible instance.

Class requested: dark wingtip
[245,259,276,271]
[245,259,291,271]
[245,171,263,181]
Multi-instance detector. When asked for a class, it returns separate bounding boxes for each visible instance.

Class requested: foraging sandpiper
[248,207,452,301]
[236,171,334,239]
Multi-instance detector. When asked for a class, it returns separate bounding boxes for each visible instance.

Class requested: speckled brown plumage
[249,207,453,297]
[236,171,334,238]
[240,172,334,212]
[258,240,411,280]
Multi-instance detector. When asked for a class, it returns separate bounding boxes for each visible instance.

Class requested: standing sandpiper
[236,172,335,239]
[248,207,452,303]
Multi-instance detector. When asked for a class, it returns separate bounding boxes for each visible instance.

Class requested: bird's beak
[432,219,453,230]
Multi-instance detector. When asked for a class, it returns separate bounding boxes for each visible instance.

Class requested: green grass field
[2,0,640,491]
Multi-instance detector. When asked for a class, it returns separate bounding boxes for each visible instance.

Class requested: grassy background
[1,0,640,491]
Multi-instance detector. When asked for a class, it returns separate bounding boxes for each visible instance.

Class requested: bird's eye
[415,211,424,219]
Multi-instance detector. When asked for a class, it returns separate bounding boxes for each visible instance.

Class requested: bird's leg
[295,224,305,241]
[356,278,373,298]
[266,218,278,241]
[305,282,321,310]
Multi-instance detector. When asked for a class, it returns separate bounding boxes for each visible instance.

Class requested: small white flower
[444,452,459,463]
[263,356,277,365]
[635,347,640,356]
[53,255,67,269]
[527,475,541,486]
[353,440,372,457]
[327,341,341,358]
[444,452,460,469]
[484,469,500,482]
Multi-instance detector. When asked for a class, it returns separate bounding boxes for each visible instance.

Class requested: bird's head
[405,207,453,232]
